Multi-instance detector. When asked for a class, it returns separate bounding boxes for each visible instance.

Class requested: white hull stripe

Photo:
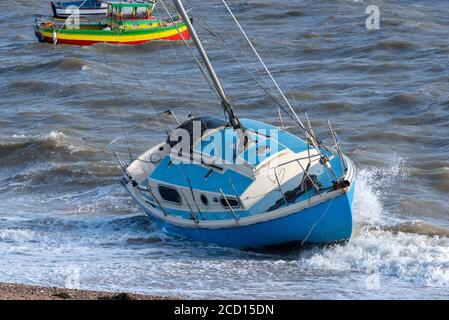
[55,8,107,16]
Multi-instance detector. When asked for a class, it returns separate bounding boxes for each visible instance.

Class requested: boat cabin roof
[107,1,157,23]
[167,116,310,169]
[107,1,156,9]
[166,116,229,148]
[148,118,312,197]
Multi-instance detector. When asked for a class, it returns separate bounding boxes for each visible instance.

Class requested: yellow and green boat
[34,1,190,45]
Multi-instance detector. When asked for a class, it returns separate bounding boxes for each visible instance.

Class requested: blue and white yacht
[110,0,356,249]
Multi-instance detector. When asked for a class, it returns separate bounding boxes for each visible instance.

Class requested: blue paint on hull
[150,156,253,194]
[143,184,355,249]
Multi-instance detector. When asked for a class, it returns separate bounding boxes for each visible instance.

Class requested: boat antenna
[171,0,244,131]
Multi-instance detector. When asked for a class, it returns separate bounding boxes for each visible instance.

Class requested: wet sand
[0,282,175,300]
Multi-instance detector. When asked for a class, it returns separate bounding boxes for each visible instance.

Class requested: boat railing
[108,108,191,176]
[108,13,156,21]
[219,188,240,221]
[36,15,106,28]
[271,153,323,205]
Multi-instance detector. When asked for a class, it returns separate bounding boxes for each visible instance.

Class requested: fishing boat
[35,1,190,45]
[109,0,356,249]
[51,0,108,18]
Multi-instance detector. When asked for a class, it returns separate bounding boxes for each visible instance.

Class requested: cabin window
[158,185,181,204]
[220,196,239,209]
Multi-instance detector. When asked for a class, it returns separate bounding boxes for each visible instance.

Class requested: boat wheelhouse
[35,1,190,45]
[107,1,159,29]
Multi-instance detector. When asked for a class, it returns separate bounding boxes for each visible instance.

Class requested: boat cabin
[125,116,332,219]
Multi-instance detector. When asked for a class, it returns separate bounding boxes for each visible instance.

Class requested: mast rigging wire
[159,0,226,105]
[99,47,134,162]
[184,0,321,147]
[184,1,342,181]
[187,0,278,96]
[185,4,307,130]
[220,0,312,139]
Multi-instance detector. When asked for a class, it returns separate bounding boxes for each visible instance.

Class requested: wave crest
[298,161,449,287]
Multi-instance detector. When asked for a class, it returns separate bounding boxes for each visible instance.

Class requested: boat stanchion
[138,185,170,217]
[295,160,320,192]
[328,120,345,179]
[219,188,239,221]
[180,189,199,223]
[227,177,245,210]
[273,169,288,205]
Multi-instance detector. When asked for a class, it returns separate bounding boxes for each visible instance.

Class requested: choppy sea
[0,0,448,298]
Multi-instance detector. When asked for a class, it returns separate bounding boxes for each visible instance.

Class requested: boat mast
[172,0,243,131]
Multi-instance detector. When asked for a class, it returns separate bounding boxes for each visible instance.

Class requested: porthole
[150,152,161,164]
[220,196,239,209]
[200,194,209,206]
[158,185,181,204]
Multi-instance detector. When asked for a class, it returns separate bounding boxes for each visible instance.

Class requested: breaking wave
[0,228,36,242]
[0,131,99,159]
[0,57,92,75]
[0,214,165,246]
[298,162,449,287]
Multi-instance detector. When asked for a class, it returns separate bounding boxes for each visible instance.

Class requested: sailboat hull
[143,185,354,249]
[123,156,355,250]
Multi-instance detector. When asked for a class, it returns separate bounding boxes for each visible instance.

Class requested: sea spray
[297,163,449,287]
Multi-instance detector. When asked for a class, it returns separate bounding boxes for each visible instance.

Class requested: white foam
[298,161,449,287]
[353,168,383,227]
[8,131,88,153]
[299,230,449,286]
[353,158,407,228]
[11,134,27,138]
[40,131,88,153]
[0,228,36,242]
